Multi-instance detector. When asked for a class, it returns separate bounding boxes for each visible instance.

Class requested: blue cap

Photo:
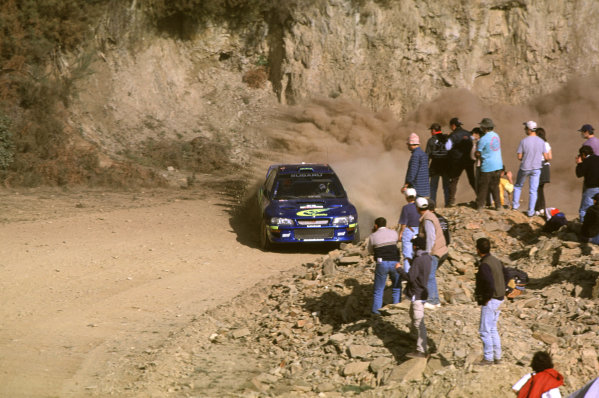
[578,124,594,133]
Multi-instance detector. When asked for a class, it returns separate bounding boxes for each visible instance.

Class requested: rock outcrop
[126,205,599,396]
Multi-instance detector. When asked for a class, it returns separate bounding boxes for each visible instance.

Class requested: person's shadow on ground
[301,277,437,364]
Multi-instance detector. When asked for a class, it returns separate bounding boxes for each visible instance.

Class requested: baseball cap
[415,197,429,210]
[578,124,594,133]
[523,121,537,130]
[429,123,441,131]
[404,187,417,198]
[407,133,420,145]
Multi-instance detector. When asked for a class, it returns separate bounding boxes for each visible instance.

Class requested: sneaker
[494,359,502,365]
[423,302,441,310]
[406,351,427,359]
[475,359,494,366]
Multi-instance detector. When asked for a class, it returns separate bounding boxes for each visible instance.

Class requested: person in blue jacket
[402,133,430,198]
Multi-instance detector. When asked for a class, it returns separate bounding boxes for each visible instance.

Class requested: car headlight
[270,217,294,226]
[333,216,347,225]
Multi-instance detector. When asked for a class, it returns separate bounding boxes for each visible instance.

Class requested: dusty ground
[0,183,325,397]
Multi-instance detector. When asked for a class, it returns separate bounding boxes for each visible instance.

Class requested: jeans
[410,300,427,353]
[372,260,401,314]
[401,227,419,272]
[426,255,440,305]
[479,298,502,361]
[512,168,541,216]
[580,187,599,222]
[590,234,599,245]
[430,172,450,206]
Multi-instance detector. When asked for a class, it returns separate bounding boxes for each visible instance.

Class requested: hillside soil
[0,184,325,397]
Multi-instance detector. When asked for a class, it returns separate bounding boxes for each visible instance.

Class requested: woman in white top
[535,128,552,214]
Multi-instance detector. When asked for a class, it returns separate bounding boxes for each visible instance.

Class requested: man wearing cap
[576,145,599,221]
[581,193,599,244]
[578,124,599,155]
[415,197,448,309]
[368,217,401,315]
[512,121,549,217]
[475,118,503,210]
[425,123,451,207]
[403,133,430,198]
[447,117,476,206]
[397,187,420,272]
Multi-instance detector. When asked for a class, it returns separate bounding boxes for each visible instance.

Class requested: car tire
[259,220,271,251]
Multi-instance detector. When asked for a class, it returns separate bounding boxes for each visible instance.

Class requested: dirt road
[0,188,320,397]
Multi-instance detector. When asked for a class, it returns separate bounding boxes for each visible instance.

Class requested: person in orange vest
[512,351,564,398]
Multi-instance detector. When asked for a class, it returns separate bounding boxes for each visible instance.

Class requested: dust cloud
[258,75,599,229]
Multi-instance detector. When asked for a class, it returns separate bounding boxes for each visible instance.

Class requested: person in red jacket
[512,351,564,398]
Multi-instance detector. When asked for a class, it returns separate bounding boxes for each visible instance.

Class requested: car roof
[269,163,335,175]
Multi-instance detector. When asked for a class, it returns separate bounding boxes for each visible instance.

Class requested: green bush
[0,114,15,170]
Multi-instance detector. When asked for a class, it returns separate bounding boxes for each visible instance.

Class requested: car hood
[266,198,356,218]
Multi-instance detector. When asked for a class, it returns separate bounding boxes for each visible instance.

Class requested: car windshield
[273,174,346,199]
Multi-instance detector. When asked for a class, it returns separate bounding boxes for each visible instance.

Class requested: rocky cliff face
[74,0,599,153]
[69,1,599,215]
[275,0,599,115]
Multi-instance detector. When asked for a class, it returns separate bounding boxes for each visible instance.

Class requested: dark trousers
[477,170,501,210]
[448,161,476,205]
[535,183,546,211]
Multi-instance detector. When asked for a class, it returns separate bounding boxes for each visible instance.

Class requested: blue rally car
[257,163,359,250]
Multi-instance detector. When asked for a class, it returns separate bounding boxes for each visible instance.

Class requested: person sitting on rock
[395,236,431,359]
[512,351,564,398]
[581,193,599,244]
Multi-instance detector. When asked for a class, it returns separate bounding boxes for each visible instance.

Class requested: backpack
[435,212,450,245]
[430,134,449,159]
[504,267,529,299]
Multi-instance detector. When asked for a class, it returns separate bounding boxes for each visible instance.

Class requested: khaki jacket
[418,210,448,258]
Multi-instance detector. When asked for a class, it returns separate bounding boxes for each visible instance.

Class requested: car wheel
[259,220,271,251]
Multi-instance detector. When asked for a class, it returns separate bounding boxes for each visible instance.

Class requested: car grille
[294,228,335,240]
[297,218,329,226]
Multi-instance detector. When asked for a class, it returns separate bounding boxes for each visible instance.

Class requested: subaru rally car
[257,163,359,250]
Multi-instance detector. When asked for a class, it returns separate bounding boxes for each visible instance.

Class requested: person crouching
[395,236,432,359]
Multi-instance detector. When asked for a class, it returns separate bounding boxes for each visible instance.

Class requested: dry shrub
[242,67,268,89]
[139,137,232,173]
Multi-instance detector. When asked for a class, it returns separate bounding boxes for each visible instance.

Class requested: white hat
[404,188,417,198]
[523,121,537,130]
[415,197,429,210]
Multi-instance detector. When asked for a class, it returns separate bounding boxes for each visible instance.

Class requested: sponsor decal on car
[296,208,330,217]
